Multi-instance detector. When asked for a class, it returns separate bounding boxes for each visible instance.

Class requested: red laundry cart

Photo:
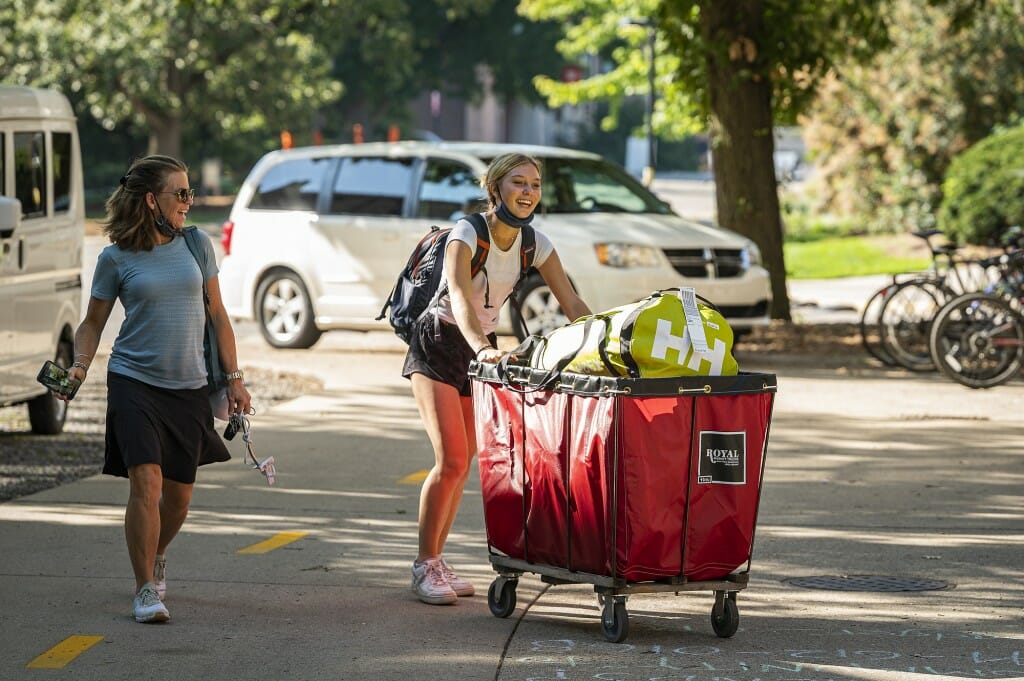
[471,363,777,642]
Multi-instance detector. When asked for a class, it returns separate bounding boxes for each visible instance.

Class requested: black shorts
[402,314,495,397]
[103,372,231,484]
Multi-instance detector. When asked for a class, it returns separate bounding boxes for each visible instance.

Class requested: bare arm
[536,249,592,322]
[445,239,495,361]
[62,296,116,399]
[206,274,252,415]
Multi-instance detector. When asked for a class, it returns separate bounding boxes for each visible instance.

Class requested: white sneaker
[411,559,457,605]
[133,583,170,623]
[438,558,475,597]
[154,555,167,600]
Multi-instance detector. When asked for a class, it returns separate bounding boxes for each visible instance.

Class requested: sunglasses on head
[158,188,196,202]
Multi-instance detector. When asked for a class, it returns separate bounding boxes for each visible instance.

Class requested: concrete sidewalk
[2,341,1024,680]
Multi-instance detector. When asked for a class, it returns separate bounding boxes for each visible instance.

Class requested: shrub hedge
[938,123,1024,245]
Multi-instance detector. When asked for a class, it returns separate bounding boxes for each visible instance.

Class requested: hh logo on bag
[698,431,746,485]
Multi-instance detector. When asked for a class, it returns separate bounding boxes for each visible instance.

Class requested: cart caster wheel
[711,591,739,638]
[488,577,517,618]
[601,598,629,643]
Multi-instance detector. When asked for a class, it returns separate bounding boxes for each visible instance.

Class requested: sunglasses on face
[158,188,196,202]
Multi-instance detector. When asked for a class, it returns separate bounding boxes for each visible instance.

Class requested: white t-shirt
[435,217,554,334]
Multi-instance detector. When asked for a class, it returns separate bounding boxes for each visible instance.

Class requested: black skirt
[103,372,231,484]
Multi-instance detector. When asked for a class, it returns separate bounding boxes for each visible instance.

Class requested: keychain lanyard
[231,414,277,485]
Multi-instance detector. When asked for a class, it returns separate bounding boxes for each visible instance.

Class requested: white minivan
[0,85,85,434]
[219,141,771,348]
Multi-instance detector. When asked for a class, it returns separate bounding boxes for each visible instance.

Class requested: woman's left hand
[227,378,252,415]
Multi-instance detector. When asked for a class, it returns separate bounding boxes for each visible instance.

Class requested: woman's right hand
[475,346,504,364]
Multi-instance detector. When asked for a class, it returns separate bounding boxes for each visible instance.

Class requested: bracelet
[71,361,89,372]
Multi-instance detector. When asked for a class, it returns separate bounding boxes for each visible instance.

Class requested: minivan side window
[14,131,46,219]
[417,158,485,220]
[329,156,412,216]
[52,132,72,214]
[249,157,332,211]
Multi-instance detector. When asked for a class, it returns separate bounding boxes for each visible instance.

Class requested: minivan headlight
[594,243,662,268]
[742,241,763,268]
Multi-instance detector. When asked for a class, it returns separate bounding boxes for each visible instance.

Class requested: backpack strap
[463,212,491,278]
[518,224,537,276]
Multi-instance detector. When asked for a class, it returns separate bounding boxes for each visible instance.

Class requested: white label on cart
[698,431,747,484]
[678,287,710,354]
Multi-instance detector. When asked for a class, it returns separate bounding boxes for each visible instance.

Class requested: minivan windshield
[536,157,673,215]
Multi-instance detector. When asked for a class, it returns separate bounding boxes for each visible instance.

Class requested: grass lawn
[784,233,932,279]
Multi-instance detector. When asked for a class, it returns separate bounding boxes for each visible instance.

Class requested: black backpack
[376,212,537,344]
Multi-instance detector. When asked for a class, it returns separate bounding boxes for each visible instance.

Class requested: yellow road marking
[399,469,430,485]
[27,635,104,669]
[237,531,309,554]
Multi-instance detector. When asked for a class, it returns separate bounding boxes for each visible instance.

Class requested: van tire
[255,269,322,349]
[28,341,72,435]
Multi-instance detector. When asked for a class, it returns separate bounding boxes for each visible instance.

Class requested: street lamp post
[643,22,656,186]
[621,18,657,186]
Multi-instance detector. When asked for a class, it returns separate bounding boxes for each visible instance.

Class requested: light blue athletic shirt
[91,231,218,389]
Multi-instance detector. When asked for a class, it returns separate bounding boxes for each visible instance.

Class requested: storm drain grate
[783,575,951,592]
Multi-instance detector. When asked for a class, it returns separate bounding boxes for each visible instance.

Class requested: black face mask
[153,203,178,238]
[495,199,536,229]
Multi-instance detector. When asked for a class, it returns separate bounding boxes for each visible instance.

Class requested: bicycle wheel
[877,279,951,371]
[929,292,1024,389]
[859,283,898,366]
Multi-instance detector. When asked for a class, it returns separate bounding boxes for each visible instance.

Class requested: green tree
[1,1,346,161]
[323,0,565,140]
[938,122,1024,244]
[519,0,890,320]
[802,0,1024,235]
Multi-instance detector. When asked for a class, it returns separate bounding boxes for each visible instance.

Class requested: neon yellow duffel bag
[530,288,738,378]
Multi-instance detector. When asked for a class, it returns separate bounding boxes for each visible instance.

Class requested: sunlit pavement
[2,316,1023,680]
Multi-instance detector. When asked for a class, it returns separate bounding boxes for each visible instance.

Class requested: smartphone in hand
[36,360,81,400]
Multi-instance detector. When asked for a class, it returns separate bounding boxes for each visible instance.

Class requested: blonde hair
[480,152,542,210]
[102,155,189,251]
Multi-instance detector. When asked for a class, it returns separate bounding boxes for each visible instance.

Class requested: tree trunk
[147,115,183,161]
[700,0,791,321]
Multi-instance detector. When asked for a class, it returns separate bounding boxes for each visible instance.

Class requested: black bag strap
[182,226,223,390]
[182,226,211,307]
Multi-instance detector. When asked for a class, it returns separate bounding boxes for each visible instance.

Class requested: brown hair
[480,152,542,211]
[102,155,188,251]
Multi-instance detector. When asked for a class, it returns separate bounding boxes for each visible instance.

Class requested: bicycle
[861,230,994,371]
[928,247,1024,389]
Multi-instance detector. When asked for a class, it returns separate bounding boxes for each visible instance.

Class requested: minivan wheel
[256,270,322,349]
[28,341,72,435]
[512,275,569,340]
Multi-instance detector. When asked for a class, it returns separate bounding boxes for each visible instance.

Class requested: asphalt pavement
[2,304,1024,680]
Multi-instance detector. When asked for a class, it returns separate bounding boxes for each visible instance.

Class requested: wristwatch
[224,369,245,381]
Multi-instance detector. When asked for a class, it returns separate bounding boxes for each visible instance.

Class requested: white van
[219,141,771,349]
[0,85,85,434]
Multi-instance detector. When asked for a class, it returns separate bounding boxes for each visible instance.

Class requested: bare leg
[157,478,194,555]
[412,374,472,562]
[125,463,163,591]
[436,396,477,549]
